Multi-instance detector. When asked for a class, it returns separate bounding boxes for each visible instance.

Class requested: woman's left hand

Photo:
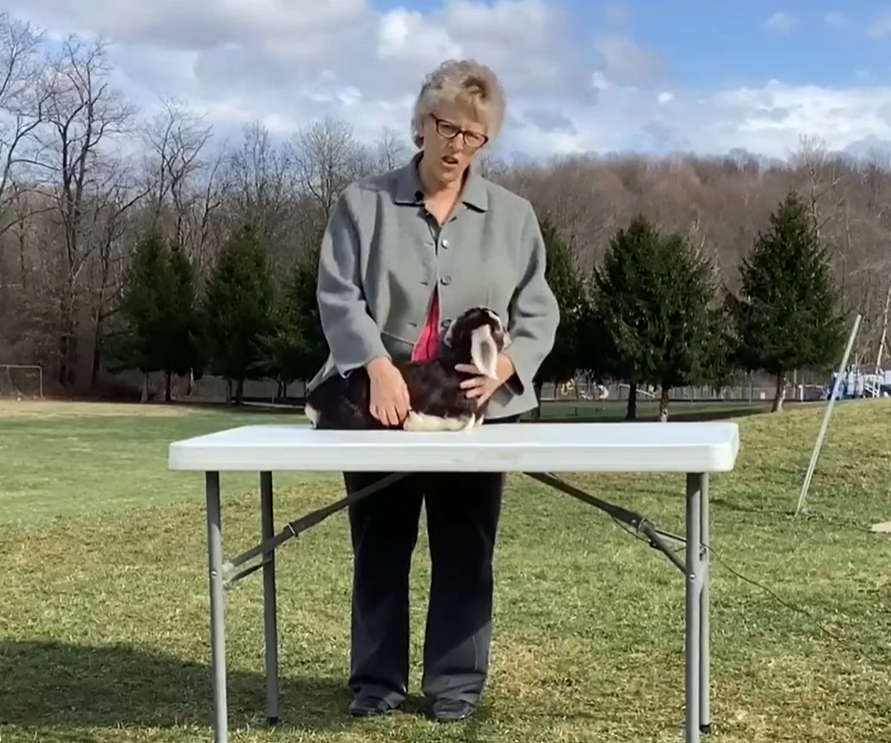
[455,354,515,406]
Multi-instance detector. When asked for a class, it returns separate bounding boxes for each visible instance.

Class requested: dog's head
[443,307,511,379]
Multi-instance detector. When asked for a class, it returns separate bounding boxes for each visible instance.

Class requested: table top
[167,421,740,473]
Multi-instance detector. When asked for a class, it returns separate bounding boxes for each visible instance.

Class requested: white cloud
[375,8,462,65]
[824,12,847,29]
[601,3,630,28]
[764,12,797,34]
[12,0,369,48]
[866,10,891,40]
[593,34,664,83]
[4,0,891,164]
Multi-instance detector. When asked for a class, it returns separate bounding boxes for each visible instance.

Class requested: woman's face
[419,102,489,187]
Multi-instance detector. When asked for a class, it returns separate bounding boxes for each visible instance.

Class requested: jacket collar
[394,151,489,211]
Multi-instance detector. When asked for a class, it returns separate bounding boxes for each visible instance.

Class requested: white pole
[794,313,862,517]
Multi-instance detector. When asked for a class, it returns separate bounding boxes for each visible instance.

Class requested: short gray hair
[410,59,507,148]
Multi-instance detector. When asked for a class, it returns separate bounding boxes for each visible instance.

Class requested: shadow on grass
[527,405,769,423]
[0,639,353,733]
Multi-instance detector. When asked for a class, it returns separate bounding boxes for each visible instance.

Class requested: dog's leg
[403,411,470,431]
[304,402,319,428]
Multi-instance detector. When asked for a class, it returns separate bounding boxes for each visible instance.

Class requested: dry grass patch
[0,398,198,419]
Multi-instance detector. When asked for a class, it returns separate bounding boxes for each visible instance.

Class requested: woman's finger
[465,383,490,398]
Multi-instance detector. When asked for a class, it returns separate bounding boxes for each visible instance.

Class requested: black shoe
[431,698,476,723]
[348,695,398,717]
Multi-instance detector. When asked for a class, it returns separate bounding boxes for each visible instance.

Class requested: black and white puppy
[304,306,510,431]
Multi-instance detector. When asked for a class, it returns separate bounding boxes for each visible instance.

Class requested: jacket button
[440,276,451,285]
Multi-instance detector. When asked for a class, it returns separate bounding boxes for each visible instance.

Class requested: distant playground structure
[825,366,891,399]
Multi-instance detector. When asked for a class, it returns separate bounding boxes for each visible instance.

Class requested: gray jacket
[307,151,560,420]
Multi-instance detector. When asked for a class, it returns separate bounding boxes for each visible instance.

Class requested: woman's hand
[455,354,515,406]
[366,357,411,427]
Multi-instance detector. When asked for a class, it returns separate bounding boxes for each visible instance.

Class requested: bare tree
[289,117,370,228]
[371,126,411,171]
[0,12,52,238]
[31,35,137,387]
[141,97,214,244]
[790,134,846,240]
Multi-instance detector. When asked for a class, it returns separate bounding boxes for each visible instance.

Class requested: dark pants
[343,415,518,708]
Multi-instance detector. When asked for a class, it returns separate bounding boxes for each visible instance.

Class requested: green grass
[1,397,890,742]
[534,397,775,422]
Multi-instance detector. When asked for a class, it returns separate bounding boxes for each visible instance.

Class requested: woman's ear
[470,325,498,379]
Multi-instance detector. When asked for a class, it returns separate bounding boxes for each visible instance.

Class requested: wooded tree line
[110,180,847,420]
[0,16,886,415]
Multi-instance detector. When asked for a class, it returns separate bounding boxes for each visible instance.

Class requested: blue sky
[381,0,890,89]
[606,1,887,88]
[7,0,891,161]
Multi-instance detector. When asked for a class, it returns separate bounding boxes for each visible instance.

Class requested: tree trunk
[58,330,77,388]
[141,372,149,403]
[89,309,105,391]
[165,371,172,402]
[625,382,637,420]
[772,371,786,412]
[659,385,670,421]
[235,377,244,404]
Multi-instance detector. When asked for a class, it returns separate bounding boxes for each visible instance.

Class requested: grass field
[1,397,889,742]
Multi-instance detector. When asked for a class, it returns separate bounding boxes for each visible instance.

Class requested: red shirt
[411,291,441,362]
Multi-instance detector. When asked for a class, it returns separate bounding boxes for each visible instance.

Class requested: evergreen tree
[157,243,202,401]
[531,217,588,418]
[104,230,171,401]
[726,190,847,412]
[592,215,661,419]
[256,245,328,396]
[202,224,276,404]
[594,215,721,420]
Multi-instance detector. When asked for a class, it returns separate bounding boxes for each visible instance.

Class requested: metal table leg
[685,473,701,743]
[700,473,711,735]
[206,471,228,743]
[685,472,708,743]
[260,471,280,725]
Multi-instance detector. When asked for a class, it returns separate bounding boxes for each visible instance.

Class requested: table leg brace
[204,469,710,743]
[203,470,409,742]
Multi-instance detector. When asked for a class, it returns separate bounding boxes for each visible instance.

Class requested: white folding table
[167,420,740,743]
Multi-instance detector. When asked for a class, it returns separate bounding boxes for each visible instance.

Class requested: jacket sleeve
[502,201,560,395]
[315,187,390,376]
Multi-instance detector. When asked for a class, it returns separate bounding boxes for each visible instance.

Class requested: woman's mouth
[442,155,459,166]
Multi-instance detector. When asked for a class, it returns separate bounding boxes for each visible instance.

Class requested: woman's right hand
[366,357,411,427]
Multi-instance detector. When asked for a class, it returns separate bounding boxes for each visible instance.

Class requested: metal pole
[260,471,280,725]
[699,473,710,735]
[685,473,703,743]
[206,471,229,742]
[794,313,862,517]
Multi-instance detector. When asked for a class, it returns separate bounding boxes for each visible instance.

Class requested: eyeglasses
[431,115,488,150]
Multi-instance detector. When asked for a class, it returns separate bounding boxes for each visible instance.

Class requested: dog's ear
[470,324,499,379]
[442,321,455,347]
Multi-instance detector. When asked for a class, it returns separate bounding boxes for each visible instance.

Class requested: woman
[307,58,560,722]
